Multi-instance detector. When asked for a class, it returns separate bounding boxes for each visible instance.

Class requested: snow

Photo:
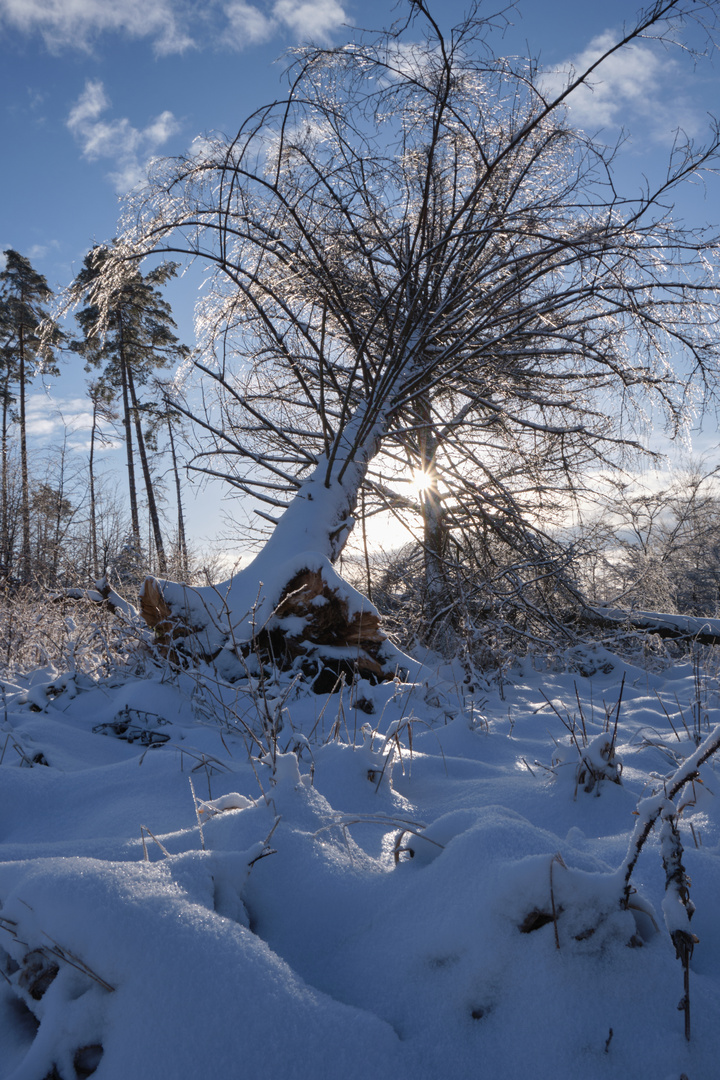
[2,641,720,1078]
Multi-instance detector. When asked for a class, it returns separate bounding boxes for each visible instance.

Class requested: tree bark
[88,395,99,578]
[139,398,402,681]
[587,606,720,647]
[117,319,141,552]
[166,417,188,579]
[1,368,10,580]
[18,324,31,584]
[126,363,167,576]
[51,443,66,584]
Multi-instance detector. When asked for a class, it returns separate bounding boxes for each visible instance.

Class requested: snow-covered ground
[2,639,720,1079]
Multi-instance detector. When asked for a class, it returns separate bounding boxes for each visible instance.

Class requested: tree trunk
[1,372,10,581]
[88,396,99,578]
[167,417,188,579]
[126,363,167,576]
[587,606,720,647]
[18,325,31,584]
[416,389,448,631]
[117,331,141,552]
[138,398,409,684]
[51,441,67,585]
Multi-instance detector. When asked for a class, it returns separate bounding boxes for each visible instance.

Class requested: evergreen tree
[71,247,188,577]
[0,250,62,583]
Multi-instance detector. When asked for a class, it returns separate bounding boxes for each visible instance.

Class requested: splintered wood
[139,568,392,682]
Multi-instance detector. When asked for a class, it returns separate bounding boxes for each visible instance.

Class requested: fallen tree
[589,606,720,649]
[77,0,720,662]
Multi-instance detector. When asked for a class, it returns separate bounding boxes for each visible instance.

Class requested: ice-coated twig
[613,723,720,1042]
[659,806,697,1041]
[617,721,720,906]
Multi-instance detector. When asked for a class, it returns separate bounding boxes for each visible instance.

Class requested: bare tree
[582,465,720,617]
[91,0,720,666]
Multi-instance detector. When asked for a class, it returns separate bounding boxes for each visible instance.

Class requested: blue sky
[1,0,719,556]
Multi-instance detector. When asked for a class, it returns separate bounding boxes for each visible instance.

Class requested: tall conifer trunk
[166,417,188,579]
[117,319,141,552]
[18,324,30,584]
[1,371,10,580]
[88,395,99,578]
[126,363,167,575]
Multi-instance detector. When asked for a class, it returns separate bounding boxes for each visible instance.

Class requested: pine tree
[71,247,188,578]
[0,250,62,583]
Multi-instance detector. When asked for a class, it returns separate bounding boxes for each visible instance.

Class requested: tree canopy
[91,0,720,654]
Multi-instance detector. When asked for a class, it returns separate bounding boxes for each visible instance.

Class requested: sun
[410,468,436,498]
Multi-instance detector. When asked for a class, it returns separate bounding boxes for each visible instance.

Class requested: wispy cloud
[27,240,61,262]
[224,0,275,44]
[26,392,121,451]
[67,80,180,193]
[0,0,191,55]
[0,0,347,54]
[544,31,704,143]
[26,394,93,438]
[266,0,346,43]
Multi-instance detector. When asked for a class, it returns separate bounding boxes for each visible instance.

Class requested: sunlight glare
[411,468,435,497]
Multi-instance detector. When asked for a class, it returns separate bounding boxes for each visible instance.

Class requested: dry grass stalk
[140,826,172,862]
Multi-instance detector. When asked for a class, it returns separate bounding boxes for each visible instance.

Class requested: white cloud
[0,0,191,55]
[26,393,91,438]
[225,1,274,45]
[0,0,347,54]
[223,0,346,49]
[26,393,121,452]
[271,0,346,42]
[67,80,180,193]
[544,31,704,142]
[66,79,111,142]
[27,241,60,262]
[0,242,59,266]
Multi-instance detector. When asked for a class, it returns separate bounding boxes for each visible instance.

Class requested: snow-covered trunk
[252,399,385,569]
[139,397,412,684]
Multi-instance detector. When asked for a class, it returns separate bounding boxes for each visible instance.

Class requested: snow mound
[2,650,720,1078]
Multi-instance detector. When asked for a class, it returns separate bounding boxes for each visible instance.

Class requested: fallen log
[52,577,141,622]
[588,606,720,648]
